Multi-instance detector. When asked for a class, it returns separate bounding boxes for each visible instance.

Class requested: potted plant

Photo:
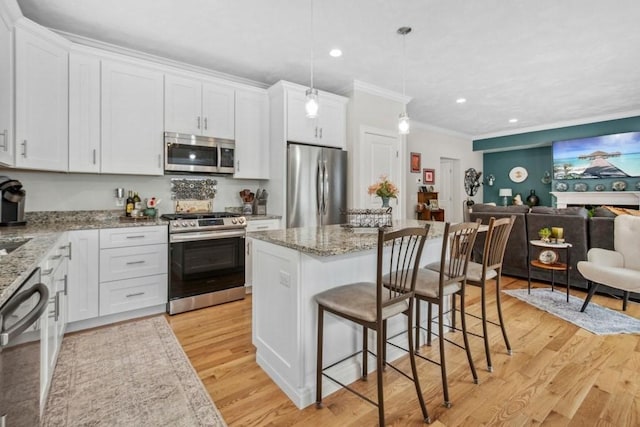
[538,227,552,242]
[368,175,399,207]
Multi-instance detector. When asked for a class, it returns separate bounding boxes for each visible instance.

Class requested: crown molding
[412,121,473,140]
[53,29,269,89]
[349,80,412,105]
[474,109,640,140]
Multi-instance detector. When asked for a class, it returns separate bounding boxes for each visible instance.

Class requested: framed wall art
[410,152,421,173]
[423,168,435,184]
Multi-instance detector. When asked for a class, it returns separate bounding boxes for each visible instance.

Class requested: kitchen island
[248,220,444,408]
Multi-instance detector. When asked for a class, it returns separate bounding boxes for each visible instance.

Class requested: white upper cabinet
[234,88,269,179]
[14,20,69,171]
[286,87,346,149]
[69,49,101,173]
[165,74,235,139]
[0,11,13,166]
[101,59,164,175]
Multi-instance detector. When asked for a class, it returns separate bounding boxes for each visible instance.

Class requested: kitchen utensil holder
[341,208,392,228]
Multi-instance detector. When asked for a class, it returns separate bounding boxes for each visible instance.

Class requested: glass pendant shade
[305,88,319,118]
[398,112,410,135]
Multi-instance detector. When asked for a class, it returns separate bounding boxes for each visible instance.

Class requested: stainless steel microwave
[164,132,235,174]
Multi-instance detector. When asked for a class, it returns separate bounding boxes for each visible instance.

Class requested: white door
[362,130,401,216]
[202,82,235,139]
[0,12,13,166]
[101,59,164,175]
[164,74,202,135]
[14,24,69,171]
[69,51,101,173]
[234,89,269,179]
[439,158,463,223]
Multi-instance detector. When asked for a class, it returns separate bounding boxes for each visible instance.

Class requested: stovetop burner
[161,212,241,220]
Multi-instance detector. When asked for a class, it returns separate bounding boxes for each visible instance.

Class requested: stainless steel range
[162,212,247,315]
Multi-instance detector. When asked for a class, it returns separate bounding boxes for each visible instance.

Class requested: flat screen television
[552,131,640,179]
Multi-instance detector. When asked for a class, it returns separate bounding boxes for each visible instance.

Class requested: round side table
[527,239,572,302]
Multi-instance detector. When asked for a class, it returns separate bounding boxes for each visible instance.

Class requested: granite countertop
[248,219,445,257]
[0,210,168,307]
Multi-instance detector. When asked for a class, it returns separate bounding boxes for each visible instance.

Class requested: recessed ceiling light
[509,118,518,123]
[456,98,466,104]
[329,48,342,58]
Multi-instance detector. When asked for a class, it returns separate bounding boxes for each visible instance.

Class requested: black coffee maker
[0,176,26,226]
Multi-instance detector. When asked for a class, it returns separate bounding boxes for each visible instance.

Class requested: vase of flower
[368,175,399,208]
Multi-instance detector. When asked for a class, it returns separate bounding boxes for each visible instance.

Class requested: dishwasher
[0,268,49,426]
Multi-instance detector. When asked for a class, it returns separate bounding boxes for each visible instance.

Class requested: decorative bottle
[526,189,540,207]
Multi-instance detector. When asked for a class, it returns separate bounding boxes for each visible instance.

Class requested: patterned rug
[504,288,640,335]
[42,316,226,426]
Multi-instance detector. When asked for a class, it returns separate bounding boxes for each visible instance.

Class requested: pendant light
[397,26,411,135]
[305,0,319,118]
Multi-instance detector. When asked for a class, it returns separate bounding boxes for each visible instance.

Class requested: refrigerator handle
[322,160,329,215]
[316,160,324,214]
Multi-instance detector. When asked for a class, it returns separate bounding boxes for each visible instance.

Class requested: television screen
[552,131,640,179]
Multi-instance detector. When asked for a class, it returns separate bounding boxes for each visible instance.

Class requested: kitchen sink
[0,239,31,255]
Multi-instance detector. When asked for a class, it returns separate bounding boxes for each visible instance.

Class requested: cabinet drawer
[99,274,168,316]
[246,219,281,232]
[99,226,167,248]
[100,244,168,282]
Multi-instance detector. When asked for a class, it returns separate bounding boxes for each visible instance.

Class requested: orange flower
[368,175,399,198]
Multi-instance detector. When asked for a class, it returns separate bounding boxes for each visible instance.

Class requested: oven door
[169,232,245,300]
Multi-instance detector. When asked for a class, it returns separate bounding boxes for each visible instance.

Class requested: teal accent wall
[476,115,640,206]
[483,146,553,206]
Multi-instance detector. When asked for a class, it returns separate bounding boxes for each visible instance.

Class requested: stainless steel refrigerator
[287,143,347,228]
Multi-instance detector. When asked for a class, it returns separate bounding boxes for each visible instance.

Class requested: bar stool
[315,225,431,426]
[412,221,480,408]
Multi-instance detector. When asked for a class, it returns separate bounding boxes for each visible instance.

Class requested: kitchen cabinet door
[234,88,269,179]
[202,82,235,139]
[286,89,318,144]
[69,50,101,173]
[0,12,13,166]
[67,230,99,322]
[164,74,202,135]
[101,59,164,175]
[315,96,346,149]
[14,21,69,172]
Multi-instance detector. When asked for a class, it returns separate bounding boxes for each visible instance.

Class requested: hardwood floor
[167,278,640,426]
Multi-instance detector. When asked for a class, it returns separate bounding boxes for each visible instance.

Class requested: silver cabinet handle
[197,116,201,129]
[21,140,27,158]
[204,117,208,130]
[319,128,323,138]
[126,292,145,298]
[256,226,269,230]
[49,254,62,260]
[0,129,7,151]
[158,154,162,168]
[126,260,145,265]
[93,149,97,164]
[236,160,240,172]
[126,235,145,239]
[42,268,54,276]
[315,127,318,138]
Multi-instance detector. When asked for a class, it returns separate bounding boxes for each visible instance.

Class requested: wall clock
[509,166,528,183]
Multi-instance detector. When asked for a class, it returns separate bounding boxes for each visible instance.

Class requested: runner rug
[42,316,226,426]
[504,288,640,335]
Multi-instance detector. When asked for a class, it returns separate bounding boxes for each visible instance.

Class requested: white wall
[1,169,262,214]
[406,124,482,223]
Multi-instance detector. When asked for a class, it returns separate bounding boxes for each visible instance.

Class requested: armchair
[577,215,640,312]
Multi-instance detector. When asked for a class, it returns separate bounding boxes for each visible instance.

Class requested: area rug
[42,316,227,426]
[503,288,640,335]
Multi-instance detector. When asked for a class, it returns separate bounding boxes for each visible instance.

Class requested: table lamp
[499,188,512,206]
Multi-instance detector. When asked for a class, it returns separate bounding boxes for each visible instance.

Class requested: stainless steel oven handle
[170,229,246,242]
[0,283,49,347]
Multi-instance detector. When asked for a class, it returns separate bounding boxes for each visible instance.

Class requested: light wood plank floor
[167,278,640,426]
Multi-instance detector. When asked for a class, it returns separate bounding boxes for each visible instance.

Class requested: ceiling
[15,0,640,138]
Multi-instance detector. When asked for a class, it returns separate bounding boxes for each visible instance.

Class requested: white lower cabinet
[245,219,281,289]
[98,226,168,316]
[67,230,99,322]
[39,233,69,408]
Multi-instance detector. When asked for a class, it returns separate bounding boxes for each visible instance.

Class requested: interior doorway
[439,158,461,222]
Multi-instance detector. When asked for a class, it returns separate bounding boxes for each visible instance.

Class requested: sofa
[469,204,592,290]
